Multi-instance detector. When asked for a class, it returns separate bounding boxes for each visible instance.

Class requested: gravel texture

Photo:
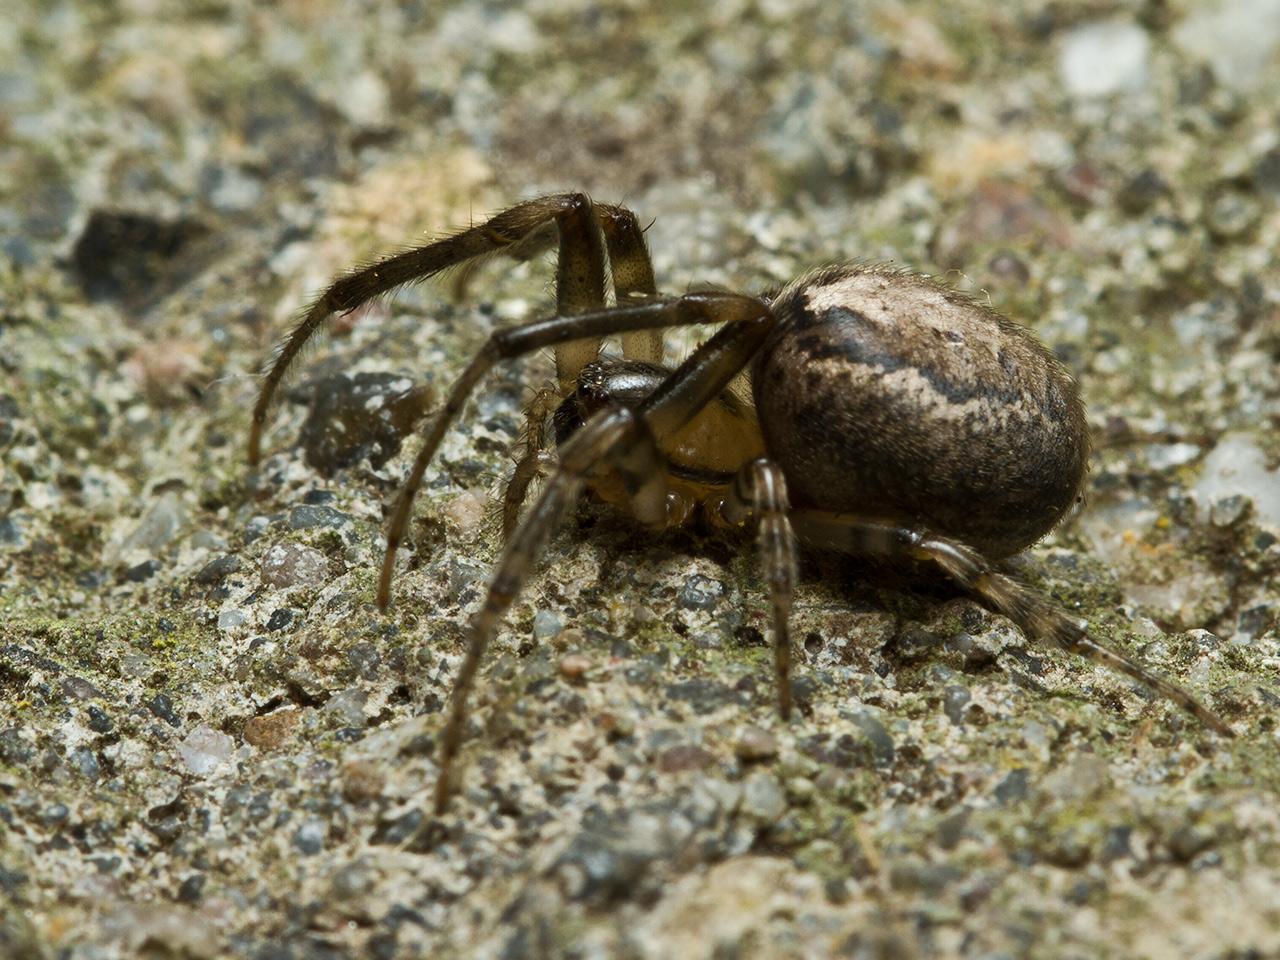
[3,1,1280,958]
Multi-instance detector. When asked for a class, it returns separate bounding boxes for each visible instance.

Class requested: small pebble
[298,372,432,473]
[848,711,895,766]
[124,559,159,582]
[177,725,234,776]
[656,744,718,773]
[995,768,1030,806]
[147,694,181,728]
[243,515,272,543]
[558,654,592,682]
[943,685,971,725]
[332,860,375,898]
[598,710,636,741]
[61,676,102,700]
[1058,20,1150,97]
[1210,494,1249,528]
[740,772,787,823]
[193,554,241,584]
[176,874,205,904]
[288,504,350,530]
[217,609,246,631]
[1172,0,1280,90]
[292,819,326,856]
[325,688,368,727]
[734,725,778,762]
[677,574,726,611]
[265,608,294,632]
[342,760,386,803]
[70,747,100,780]
[785,777,815,806]
[86,706,113,734]
[1205,189,1260,239]
[259,543,330,590]
[442,490,486,537]
[532,609,564,641]
[119,493,187,558]
[243,708,301,750]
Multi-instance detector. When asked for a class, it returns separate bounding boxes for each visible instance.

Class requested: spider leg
[788,512,1234,737]
[549,195,607,389]
[378,292,774,609]
[249,192,611,464]
[720,458,798,719]
[434,307,777,812]
[597,204,663,364]
[434,406,633,813]
[502,386,560,542]
[502,204,664,535]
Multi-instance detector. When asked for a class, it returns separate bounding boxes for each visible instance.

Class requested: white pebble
[1058,20,1150,97]
[178,725,234,776]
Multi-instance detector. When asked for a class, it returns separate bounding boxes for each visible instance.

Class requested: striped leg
[789,512,1234,737]
[434,407,637,813]
[721,458,798,719]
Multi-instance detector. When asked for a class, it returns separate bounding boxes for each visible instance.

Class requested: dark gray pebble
[288,504,351,530]
[995,768,1030,806]
[194,554,243,584]
[665,678,740,714]
[943,685,971,725]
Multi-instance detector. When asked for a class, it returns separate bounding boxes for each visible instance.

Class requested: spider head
[552,359,670,448]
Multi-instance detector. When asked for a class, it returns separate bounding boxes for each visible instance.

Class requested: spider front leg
[720,458,798,719]
[597,204,663,364]
[435,407,638,813]
[788,512,1235,737]
[433,307,777,812]
[249,192,612,464]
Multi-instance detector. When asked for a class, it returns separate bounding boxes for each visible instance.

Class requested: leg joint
[598,203,642,233]
[559,192,594,219]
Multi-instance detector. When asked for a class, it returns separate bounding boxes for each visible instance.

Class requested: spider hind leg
[788,511,1234,736]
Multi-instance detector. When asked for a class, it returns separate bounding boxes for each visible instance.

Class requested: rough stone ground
[3,1,1280,957]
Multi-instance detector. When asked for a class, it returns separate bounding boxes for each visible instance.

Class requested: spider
[249,193,1234,812]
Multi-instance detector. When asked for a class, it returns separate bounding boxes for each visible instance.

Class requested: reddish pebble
[656,744,718,773]
[559,654,592,682]
[243,707,301,749]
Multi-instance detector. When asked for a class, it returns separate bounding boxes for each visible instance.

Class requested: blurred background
[2,1,1279,957]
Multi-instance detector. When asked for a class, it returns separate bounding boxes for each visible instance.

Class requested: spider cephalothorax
[249,193,1233,811]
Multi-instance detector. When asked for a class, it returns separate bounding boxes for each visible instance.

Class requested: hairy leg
[788,512,1234,736]
[502,387,560,542]
[434,407,636,813]
[433,305,777,811]
[550,195,606,389]
[503,204,668,533]
[721,458,798,719]
[249,192,616,464]
[597,204,663,364]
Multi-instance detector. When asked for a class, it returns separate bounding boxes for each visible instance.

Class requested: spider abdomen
[754,264,1089,557]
